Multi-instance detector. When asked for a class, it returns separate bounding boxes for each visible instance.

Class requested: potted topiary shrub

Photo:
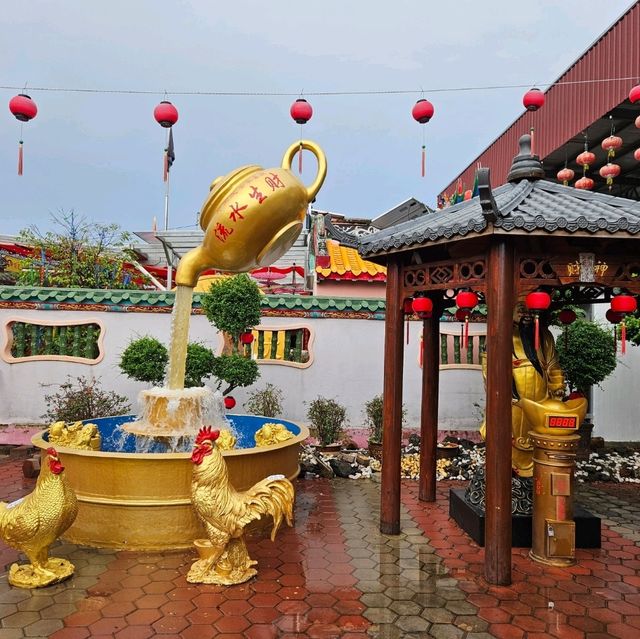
[306,396,347,451]
[364,394,407,461]
[244,383,284,418]
[555,318,617,456]
[119,336,217,388]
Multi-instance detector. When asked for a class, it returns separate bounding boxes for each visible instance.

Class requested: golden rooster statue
[187,426,294,585]
[1,448,78,588]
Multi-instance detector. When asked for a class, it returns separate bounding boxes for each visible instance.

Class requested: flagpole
[165,172,172,290]
[164,128,172,290]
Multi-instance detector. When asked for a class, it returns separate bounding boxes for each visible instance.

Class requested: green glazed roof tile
[0,286,387,314]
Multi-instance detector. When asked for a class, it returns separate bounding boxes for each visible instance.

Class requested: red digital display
[547,415,577,429]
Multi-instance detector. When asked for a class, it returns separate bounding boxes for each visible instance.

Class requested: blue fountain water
[47,415,302,454]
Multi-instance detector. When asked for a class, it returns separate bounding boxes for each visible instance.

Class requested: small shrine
[359,134,640,585]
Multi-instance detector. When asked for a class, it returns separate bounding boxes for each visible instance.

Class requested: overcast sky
[0,0,634,237]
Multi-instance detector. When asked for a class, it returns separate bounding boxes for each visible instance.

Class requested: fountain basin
[32,415,308,551]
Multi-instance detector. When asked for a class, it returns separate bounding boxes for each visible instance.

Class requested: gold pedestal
[529,432,580,567]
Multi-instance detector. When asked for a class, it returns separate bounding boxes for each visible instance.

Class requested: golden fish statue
[188,427,294,585]
[0,448,78,588]
[48,421,101,451]
[254,422,294,447]
[176,140,327,286]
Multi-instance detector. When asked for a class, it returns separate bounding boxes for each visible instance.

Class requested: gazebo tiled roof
[359,136,640,260]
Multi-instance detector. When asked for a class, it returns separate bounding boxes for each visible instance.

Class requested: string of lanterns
[562,86,640,191]
[6,81,640,182]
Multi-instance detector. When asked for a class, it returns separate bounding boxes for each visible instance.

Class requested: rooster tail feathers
[240,476,295,537]
[267,481,294,541]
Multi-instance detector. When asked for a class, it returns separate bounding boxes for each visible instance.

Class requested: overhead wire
[0,76,639,98]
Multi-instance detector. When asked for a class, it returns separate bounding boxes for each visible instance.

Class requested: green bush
[307,396,347,446]
[120,337,216,388]
[200,274,262,346]
[556,319,617,394]
[244,383,284,418]
[119,336,168,386]
[212,355,259,395]
[624,311,640,347]
[363,394,406,444]
[42,376,130,422]
[184,342,216,387]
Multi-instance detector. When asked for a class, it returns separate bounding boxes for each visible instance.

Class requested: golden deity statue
[481,307,581,477]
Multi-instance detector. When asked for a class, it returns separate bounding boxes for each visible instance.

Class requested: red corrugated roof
[440,3,640,197]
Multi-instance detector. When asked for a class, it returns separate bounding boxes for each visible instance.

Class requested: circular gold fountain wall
[32,418,308,551]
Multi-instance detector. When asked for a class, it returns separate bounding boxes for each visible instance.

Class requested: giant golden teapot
[176,140,327,287]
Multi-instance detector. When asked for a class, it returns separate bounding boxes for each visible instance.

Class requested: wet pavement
[1,458,639,638]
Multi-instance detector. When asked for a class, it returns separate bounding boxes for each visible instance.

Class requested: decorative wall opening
[419,324,486,369]
[245,325,314,368]
[3,317,105,364]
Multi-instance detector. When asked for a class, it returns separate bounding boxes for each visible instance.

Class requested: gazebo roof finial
[507,134,545,183]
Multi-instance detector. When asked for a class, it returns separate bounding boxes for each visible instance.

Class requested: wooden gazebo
[358,134,640,585]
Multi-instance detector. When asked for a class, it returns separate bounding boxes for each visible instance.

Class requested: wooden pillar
[419,302,440,502]
[380,258,405,535]
[484,238,515,585]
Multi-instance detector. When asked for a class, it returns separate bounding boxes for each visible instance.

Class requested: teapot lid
[199,164,262,232]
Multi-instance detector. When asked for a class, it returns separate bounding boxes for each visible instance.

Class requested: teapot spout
[175,247,211,288]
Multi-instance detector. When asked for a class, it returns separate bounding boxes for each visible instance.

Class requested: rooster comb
[195,426,220,445]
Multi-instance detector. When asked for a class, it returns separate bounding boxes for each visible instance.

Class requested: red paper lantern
[290,98,313,124]
[606,308,623,354]
[576,150,596,170]
[525,291,551,311]
[412,98,434,123]
[153,100,179,128]
[240,332,254,345]
[411,98,434,178]
[290,98,313,173]
[599,162,621,190]
[575,176,594,190]
[602,135,623,159]
[412,296,433,318]
[558,309,577,325]
[525,291,551,351]
[9,94,38,176]
[455,291,477,349]
[611,295,637,314]
[636,115,640,129]
[606,309,623,324]
[523,88,545,111]
[456,291,478,311]
[629,84,640,104]
[634,148,640,162]
[558,308,576,348]
[610,295,637,355]
[9,94,38,121]
[224,396,236,410]
[556,168,574,186]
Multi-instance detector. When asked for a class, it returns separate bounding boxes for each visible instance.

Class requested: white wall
[0,307,485,431]
[591,305,640,441]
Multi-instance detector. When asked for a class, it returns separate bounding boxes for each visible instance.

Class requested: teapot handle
[281,140,327,202]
